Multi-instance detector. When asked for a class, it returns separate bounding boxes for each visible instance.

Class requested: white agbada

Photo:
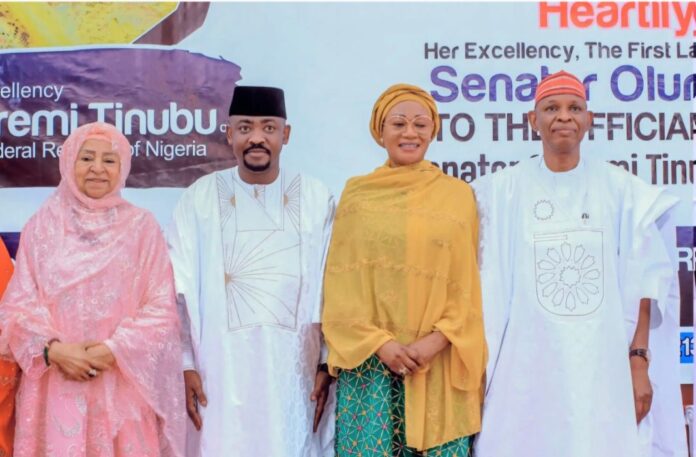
[473,156,680,457]
[168,166,335,457]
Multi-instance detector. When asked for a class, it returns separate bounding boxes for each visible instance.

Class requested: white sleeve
[316,191,336,365]
[472,175,515,391]
[176,293,196,371]
[166,188,201,371]
[620,178,679,332]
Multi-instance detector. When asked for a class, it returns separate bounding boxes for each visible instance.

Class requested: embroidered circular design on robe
[533,199,554,221]
[534,229,604,317]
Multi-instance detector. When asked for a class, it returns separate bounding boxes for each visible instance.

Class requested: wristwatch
[629,348,650,364]
[43,338,60,367]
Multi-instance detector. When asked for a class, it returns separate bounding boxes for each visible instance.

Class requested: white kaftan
[473,156,679,457]
[168,167,335,457]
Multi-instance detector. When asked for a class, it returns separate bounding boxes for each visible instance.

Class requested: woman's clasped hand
[46,341,116,381]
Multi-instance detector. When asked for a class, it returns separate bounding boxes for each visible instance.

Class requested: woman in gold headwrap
[322,84,487,456]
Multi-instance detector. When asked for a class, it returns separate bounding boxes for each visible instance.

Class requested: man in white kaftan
[473,71,684,457]
[168,86,335,457]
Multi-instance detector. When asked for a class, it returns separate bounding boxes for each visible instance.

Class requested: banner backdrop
[0,48,240,187]
[0,0,693,427]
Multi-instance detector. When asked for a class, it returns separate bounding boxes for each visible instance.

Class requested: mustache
[243,143,271,156]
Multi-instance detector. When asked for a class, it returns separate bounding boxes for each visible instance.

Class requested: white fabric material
[168,167,335,457]
[650,209,689,457]
[473,156,680,457]
[649,284,689,457]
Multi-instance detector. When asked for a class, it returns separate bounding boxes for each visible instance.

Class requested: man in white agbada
[473,71,686,457]
[167,86,335,456]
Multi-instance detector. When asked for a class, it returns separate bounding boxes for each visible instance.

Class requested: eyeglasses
[383,115,434,135]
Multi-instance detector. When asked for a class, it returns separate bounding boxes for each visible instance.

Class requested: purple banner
[0,48,242,187]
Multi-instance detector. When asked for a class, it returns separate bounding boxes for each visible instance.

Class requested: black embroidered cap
[228,86,286,119]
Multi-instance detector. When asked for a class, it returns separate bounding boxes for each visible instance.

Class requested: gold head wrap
[369,83,440,145]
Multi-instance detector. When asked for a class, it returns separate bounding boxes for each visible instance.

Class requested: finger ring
[398,367,408,376]
[88,369,97,377]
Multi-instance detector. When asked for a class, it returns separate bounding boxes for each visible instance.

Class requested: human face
[529,94,593,157]
[74,139,122,199]
[381,100,434,167]
[227,116,290,183]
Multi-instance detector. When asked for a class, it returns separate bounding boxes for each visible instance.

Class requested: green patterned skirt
[335,355,472,457]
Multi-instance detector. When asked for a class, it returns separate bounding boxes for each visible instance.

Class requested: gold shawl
[323,160,487,450]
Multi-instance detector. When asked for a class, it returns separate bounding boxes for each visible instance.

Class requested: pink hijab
[58,121,132,209]
[0,122,185,456]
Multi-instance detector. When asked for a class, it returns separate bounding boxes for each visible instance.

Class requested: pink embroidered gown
[0,123,186,457]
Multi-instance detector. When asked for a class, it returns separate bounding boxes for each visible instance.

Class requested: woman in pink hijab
[0,122,185,456]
